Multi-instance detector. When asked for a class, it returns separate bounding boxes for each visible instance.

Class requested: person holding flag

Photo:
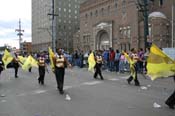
[13,53,20,78]
[37,52,46,85]
[146,44,175,109]
[126,48,140,86]
[94,50,104,80]
[165,76,175,109]
[0,54,4,76]
[53,48,72,95]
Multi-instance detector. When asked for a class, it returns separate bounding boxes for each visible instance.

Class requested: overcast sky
[0,0,31,48]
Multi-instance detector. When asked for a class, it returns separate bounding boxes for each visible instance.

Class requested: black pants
[55,67,65,91]
[38,66,45,84]
[29,67,32,72]
[127,65,140,86]
[94,63,103,79]
[14,63,19,77]
[165,90,175,107]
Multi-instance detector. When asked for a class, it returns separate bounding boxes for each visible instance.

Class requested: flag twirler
[124,53,136,79]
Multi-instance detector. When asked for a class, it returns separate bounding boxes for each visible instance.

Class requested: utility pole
[48,0,58,52]
[15,19,24,50]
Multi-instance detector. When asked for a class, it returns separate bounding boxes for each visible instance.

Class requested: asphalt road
[0,67,174,116]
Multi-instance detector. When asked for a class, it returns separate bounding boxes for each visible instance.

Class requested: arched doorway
[96,31,110,50]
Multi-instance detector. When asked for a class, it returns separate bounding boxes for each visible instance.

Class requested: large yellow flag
[48,47,55,70]
[147,44,175,80]
[88,52,96,72]
[2,49,13,69]
[22,55,38,70]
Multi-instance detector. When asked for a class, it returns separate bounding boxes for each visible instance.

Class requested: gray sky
[0,0,31,48]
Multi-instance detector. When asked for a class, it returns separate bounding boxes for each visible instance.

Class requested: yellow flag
[48,47,55,70]
[2,49,13,69]
[22,55,38,70]
[124,53,136,79]
[147,44,175,80]
[88,52,96,72]
[30,56,38,68]
[18,56,27,66]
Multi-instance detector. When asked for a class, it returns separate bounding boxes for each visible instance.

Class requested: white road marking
[64,86,73,90]
[119,76,129,79]
[83,81,102,85]
[33,90,47,94]
[1,100,7,103]
[140,86,148,90]
[17,93,26,97]
[108,78,119,81]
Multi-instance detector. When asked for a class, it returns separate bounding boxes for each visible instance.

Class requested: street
[0,67,174,116]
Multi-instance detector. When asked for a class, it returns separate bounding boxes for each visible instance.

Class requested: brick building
[78,0,174,52]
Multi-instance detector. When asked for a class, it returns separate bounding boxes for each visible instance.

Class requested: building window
[59,8,61,11]
[85,13,88,18]
[69,9,71,13]
[75,10,78,14]
[64,8,67,12]
[68,4,71,7]
[108,6,110,13]
[149,26,152,36]
[95,10,98,17]
[90,12,93,17]
[75,16,78,19]
[159,0,163,6]
[101,8,104,15]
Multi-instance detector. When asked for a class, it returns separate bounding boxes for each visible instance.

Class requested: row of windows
[58,8,78,14]
[58,19,78,24]
[57,25,79,30]
[84,4,118,18]
[119,26,131,38]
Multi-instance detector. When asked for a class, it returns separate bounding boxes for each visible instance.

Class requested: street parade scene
[0,0,175,116]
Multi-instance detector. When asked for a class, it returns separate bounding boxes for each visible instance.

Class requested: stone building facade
[78,0,174,52]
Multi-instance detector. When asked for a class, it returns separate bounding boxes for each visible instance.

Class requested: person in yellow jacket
[94,50,104,80]
[53,49,71,95]
[126,48,140,86]
[38,52,46,85]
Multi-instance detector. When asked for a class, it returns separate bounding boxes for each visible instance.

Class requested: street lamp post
[137,0,149,51]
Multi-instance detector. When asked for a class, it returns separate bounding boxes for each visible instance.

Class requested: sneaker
[59,90,64,95]
[127,79,131,84]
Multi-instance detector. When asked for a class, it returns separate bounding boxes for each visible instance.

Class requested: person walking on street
[94,50,104,80]
[0,55,4,76]
[13,53,19,78]
[165,76,175,109]
[53,49,72,95]
[126,48,140,86]
[38,52,46,85]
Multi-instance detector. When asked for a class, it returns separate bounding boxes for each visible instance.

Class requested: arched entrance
[96,30,110,50]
